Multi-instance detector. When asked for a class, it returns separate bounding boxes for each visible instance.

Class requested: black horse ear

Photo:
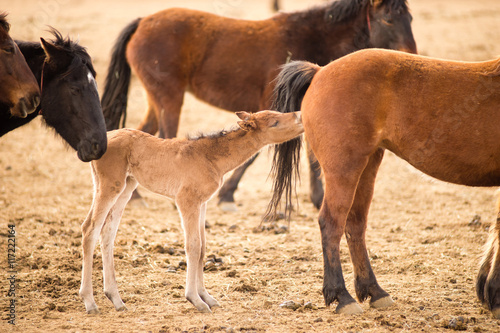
[40,38,70,65]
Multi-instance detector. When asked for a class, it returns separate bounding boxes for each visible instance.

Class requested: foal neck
[194,128,263,176]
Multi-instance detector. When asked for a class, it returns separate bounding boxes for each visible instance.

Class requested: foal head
[40,31,107,162]
[0,13,40,118]
[236,110,303,145]
[367,0,417,53]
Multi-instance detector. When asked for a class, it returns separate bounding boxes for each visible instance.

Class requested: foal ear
[237,120,257,131]
[236,111,252,121]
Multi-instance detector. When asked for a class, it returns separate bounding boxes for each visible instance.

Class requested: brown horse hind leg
[344,148,394,309]
[478,198,500,318]
[318,154,375,314]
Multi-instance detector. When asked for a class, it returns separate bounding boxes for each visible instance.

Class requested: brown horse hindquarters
[300,48,500,315]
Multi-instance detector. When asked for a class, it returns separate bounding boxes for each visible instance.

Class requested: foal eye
[271,120,279,127]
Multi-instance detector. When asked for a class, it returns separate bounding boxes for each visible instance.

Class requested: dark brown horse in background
[267,48,500,318]
[0,13,40,118]
[101,0,416,210]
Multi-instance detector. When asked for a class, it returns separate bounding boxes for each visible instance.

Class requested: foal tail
[265,60,320,220]
[101,18,141,130]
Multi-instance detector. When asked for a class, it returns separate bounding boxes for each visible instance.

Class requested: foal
[79,110,303,314]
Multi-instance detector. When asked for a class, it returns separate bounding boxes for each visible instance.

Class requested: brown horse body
[0,13,40,118]
[269,48,500,317]
[101,0,416,210]
[79,111,303,314]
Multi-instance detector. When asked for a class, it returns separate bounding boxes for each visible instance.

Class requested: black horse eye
[70,86,81,95]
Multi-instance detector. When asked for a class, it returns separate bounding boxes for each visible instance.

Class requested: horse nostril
[92,142,100,154]
[33,94,40,108]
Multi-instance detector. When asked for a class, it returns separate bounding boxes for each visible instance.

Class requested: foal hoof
[87,308,100,315]
[336,302,363,315]
[218,202,238,212]
[370,296,395,309]
[116,305,128,312]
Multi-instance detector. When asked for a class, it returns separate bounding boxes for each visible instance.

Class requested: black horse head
[39,30,107,162]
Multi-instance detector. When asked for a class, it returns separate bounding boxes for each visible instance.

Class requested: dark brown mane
[0,12,10,33]
[324,0,409,24]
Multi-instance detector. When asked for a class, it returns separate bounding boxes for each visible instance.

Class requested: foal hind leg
[344,149,393,309]
[100,177,138,311]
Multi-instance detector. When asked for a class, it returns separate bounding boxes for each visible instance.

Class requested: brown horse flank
[79,110,303,314]
[0,13,40,118]
[101,0,416,210]
[268,48,500,318]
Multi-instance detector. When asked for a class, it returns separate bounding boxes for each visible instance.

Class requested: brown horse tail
[265,61,320,220]
[101,18,141,130]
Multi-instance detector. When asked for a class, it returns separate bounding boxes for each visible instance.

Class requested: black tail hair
[101,18,141,130]
[265,61,320,220]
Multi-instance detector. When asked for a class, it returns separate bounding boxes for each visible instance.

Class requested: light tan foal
[79,110,303,314]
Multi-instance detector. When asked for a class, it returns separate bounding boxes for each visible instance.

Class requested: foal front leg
[176,195,211,313]
[197,203,220,308]
[100,178,138,311]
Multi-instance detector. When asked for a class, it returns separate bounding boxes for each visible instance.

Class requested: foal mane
[187,126,242,141]
[47,28,96,77]
[325,0,409,23]
[0,13,10,33]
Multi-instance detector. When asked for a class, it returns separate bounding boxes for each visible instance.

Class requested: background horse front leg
[217,154,259,211]
[345,149,393,309]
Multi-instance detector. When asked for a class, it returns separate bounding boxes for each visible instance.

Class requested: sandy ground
[2,0,500,331]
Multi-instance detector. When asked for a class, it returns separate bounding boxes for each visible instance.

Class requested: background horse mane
[325,0,409,23]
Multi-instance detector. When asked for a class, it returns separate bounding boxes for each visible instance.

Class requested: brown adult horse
[0,13,40,118]
[101,0,416,210]
[267,48,500,318]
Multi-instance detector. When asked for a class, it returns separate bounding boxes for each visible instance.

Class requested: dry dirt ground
[2,0,500,332]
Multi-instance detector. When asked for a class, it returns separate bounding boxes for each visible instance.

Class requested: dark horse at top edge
[0,29,107,162]
[0,13,40,118]
[267,49,500,318]
[100,0,416,210]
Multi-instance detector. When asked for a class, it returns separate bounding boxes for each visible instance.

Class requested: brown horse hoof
[492,307,500,319]
[218,202,238,212]
[370,296,395,309]
[336,302,363,315]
